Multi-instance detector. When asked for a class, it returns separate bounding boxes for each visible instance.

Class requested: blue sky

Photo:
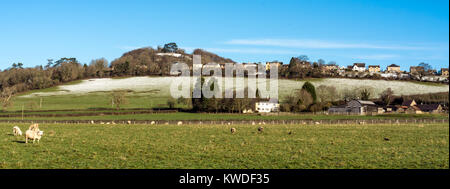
[0,0,448,71]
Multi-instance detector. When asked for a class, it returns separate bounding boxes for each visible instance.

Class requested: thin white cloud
[225,39,430,50]
[182,47,299,55]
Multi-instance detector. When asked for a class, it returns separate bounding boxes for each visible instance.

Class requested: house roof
[353,63,366,67]
[410,66,424,71]
[369,65,380,68]
[416,104,441,111]
[356,100,376,106]
[442,68,449,71]
[409,106,422,111]
[401,100,415,106]
[388,64,400,67]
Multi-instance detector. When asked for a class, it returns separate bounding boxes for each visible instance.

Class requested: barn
[328,100,378,115]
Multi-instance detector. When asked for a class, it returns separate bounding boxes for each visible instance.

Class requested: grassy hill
[9,76,448,111]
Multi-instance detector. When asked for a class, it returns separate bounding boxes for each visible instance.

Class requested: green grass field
[0,112,447,121]
[0,123,448,169]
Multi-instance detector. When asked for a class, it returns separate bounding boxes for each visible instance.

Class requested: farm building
[255,102,280,113]
[328,100,378,115]
[416,104,443,114]
[402,100,417,107]
[405,106,423,114]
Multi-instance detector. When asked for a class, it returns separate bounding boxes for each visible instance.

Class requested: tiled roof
[416,104,441,111]
[388,64,400,67]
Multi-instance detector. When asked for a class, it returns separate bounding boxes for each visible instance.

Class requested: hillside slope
[12,77,448,111]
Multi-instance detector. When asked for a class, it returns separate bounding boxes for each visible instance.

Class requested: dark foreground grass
[0,123,448,169]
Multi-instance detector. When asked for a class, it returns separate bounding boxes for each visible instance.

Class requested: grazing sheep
[258,127,264,132]
[231,128,236,134]
[177,121,183,126]
[90,120,95,124]
[25,130,44,144]
[151,121,156,125]
[227,122,231,125]
[314,122,320,125]
[28,123,39,132]
[252,122,256,126]
[13,126,22,136]
[127,120,132,125]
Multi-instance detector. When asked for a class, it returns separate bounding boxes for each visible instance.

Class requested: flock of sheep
[12,124,44,144]
[10,121,274,144]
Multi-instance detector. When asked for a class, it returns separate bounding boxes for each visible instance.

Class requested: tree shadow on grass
[12,140,26,144]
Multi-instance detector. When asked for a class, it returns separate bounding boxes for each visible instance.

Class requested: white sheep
[231,128,236,134]
[258,127,264,132]
[13,126,22,136]
[177,121,183,126]
[151,121,156,125]
[25,130,44,144]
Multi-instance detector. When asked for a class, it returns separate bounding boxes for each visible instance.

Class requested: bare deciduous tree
[111,90,128,110]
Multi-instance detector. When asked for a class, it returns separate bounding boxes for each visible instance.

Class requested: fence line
[0,119,448,125]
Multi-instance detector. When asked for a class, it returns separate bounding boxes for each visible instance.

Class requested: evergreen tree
[301,81,317,103]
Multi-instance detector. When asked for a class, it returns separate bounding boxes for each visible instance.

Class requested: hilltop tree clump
[162,42,179,53]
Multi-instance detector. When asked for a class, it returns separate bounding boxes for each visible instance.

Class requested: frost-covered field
[21,76,449,100]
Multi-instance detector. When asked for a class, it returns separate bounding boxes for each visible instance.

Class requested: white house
[352,63,366,72]
[255,102,280,113]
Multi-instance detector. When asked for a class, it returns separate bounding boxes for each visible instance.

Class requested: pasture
[0,111,447,121]
[0,123,448,169]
